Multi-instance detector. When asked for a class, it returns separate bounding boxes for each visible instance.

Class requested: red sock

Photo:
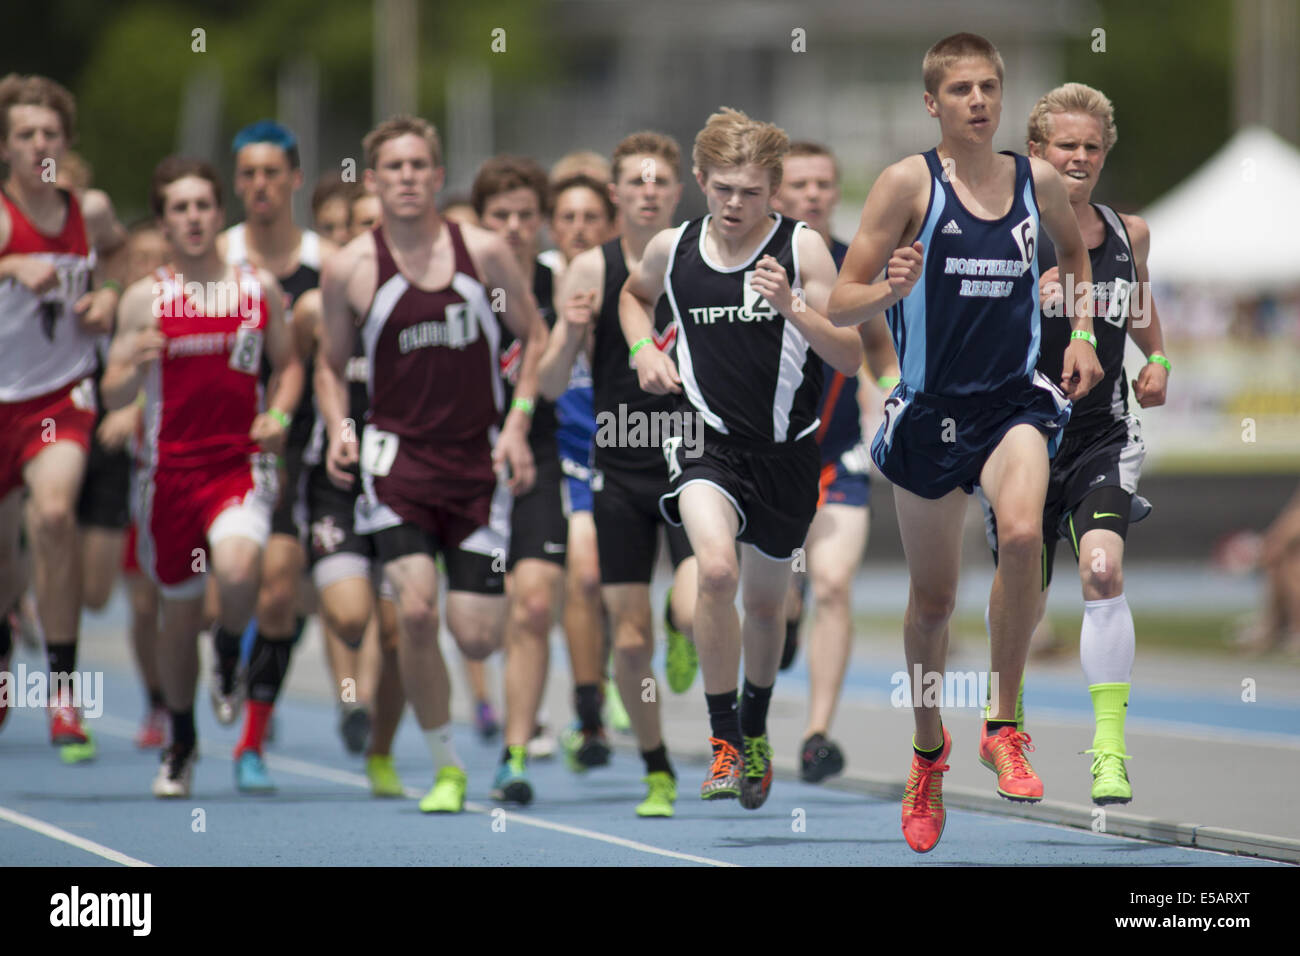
[236,701,273,755]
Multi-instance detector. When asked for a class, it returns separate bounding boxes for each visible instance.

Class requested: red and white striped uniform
[134,265,278,596]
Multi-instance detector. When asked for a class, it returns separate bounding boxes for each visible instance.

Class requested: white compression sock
[1080,594,1135,686]
[423,722,464,771]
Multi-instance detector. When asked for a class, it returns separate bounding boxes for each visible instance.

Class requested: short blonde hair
[1027,82,1118,153]
[692,107,789,190]
[550,150,610,185]
[922,33,1005,96]
[363,115,442,170]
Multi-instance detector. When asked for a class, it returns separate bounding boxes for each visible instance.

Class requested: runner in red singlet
[102,157,303,798]
[0,74,126,752]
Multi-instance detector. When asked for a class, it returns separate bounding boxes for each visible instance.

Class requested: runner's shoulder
[456,220,513,276]
[1118,212,1150,255]
[119,275,159,327]
[324,229,376,283]
[876,154,931,196]
[79,188,126,253]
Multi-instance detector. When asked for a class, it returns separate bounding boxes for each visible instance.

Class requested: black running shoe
[800,733,845,783]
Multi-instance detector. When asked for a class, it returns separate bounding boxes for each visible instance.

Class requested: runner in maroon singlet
[318,116,548,814]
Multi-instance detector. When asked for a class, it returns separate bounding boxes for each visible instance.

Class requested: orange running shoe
[978,723,1043,802]
[901,726,951,853]
[49,692,89,746]
[700,737,744,800]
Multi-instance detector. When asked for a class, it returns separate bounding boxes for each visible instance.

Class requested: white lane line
[92,719,737,868]
[0,804,154,867]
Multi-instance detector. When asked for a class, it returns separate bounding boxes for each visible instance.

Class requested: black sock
[914,722,946,761]
[739,679,773,739]
[213,626,243,691]
[46,642,75,678]
[170,709,196,754]
[705,690,741,748]
[147,687,165,710]
[246,634,292,704]
[0,614,12,657]
[575,683,603,733]
[501,745,522,764]
[641,744,674,779]
[985,719,1017,735]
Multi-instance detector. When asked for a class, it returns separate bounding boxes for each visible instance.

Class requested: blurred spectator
[1238,485,1300,655]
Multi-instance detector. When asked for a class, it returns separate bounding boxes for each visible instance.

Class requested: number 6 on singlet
[361,428,400,477]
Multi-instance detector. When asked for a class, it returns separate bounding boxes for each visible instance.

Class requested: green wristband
[877,375,900,390]
[511,396,535,415]
[1148,354,1171,372]
[1070,329,1098,349]
[268,408,290,429]
[100,279,123,294]
[629,337,653,361]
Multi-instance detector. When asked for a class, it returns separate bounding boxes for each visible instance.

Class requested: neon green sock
[1089,682,1130,753]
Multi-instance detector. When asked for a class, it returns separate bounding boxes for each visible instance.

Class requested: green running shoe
[419,765,467,813]
[59,727,97,764]
[739,734,774,810]
[1086,748,1132,805]
[636,771,677,817]
[604,678,631,734]
[490,745,533,805]
[663,587,697,693]
[366,754,404,798]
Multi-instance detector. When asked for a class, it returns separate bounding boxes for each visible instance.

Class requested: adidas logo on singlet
[941,219,962,236]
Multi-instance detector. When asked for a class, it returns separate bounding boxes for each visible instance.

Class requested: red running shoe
[901,726,951,853]
[978,723,1044,802]
[50,692,89,746]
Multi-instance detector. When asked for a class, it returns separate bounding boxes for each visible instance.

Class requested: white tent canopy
[1140,126,1300,293]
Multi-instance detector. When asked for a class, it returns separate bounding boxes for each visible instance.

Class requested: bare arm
[757,227,861,374]
[101,278,163,410]
[619,227,680,394]
[828,159,928,328]
[250,271,301,454]
[1121,215,1168,409]
[539,245,602,401]
[472,228,548,494]
[859,313,900,383]
[297,288,345,435]
[319,237,372,486]
[1033,156,1102,399]
[73,189,128,334]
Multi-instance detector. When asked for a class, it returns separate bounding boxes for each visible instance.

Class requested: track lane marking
[0,803,154,867]
[91,717,737,867]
